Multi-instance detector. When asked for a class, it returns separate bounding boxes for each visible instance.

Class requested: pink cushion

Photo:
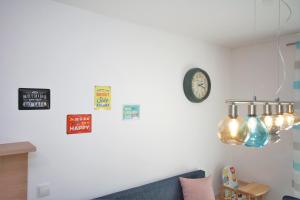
[179,176,215,200]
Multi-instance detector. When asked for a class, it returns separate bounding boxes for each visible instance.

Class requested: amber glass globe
[218,116,249,145]
[294,115,300,126]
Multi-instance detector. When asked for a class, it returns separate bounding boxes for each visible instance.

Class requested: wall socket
[37,183,50,198]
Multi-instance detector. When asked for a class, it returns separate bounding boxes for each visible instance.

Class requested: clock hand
[198,83,205,89]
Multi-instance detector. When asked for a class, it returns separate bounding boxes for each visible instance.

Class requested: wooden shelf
[0,141,36,156]
[0,141,36,200]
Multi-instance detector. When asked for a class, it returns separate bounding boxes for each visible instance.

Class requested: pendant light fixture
[217,0,298,148]
[218,99,297,147]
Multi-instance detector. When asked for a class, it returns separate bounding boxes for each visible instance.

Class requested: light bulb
[247,117,257,129]
[244,104,269,148]
[228,118,239,137]
[262,115,273,128]
[275,115,285,127]
[217,104,249,145]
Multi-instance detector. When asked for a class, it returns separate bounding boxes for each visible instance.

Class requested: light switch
[37,183,50,198]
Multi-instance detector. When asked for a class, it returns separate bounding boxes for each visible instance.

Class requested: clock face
[183,68,211,103]
[191,72,209,99]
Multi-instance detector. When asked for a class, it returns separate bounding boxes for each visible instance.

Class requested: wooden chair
[219,180,270,200]
[220,166,269,200]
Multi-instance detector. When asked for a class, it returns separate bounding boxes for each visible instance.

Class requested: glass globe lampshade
[269,132,281,144]
[260,103,280,144]
[282,104,299,130]
[245,104,269,148]
[283,113,294,130]
[218,104,249,145]
[274,103,290,130]
[260,103,280,134]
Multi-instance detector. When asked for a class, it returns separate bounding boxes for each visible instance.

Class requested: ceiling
[52,0,300,48]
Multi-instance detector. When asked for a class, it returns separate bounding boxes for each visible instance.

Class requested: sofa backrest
[282,196,300,200]
[94,170,205,200]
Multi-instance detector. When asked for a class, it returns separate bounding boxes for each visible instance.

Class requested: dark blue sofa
[94,170,205,200]
[283,196,300,200]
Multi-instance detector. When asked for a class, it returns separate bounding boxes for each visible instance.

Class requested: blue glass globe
[244,116,270,148]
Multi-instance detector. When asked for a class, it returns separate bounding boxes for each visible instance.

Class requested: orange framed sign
[66,114,92,134]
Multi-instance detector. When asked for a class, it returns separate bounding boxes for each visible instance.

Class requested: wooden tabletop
[0,141,36,156]
[238,182,270,197]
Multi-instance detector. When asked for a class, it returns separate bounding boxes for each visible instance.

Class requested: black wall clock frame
[183,68,211,103]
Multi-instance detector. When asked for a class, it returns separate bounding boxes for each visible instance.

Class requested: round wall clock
[183,68,211,103]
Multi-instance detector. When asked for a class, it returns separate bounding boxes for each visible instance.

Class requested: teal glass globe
[244,116,270,148]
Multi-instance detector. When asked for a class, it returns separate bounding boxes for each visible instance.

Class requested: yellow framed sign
[94,86,111,110]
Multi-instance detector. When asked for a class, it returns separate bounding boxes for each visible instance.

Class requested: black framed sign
[18,88,50,110]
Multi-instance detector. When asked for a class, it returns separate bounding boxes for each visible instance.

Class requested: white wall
[228,35,298,200]
[0,0,232,199]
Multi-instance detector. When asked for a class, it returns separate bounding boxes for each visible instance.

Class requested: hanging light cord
[253,0,257,97]
[274,0,292,97]
[281,0,292,22]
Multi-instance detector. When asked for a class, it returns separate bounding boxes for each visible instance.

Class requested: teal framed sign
[123,105,140,120]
